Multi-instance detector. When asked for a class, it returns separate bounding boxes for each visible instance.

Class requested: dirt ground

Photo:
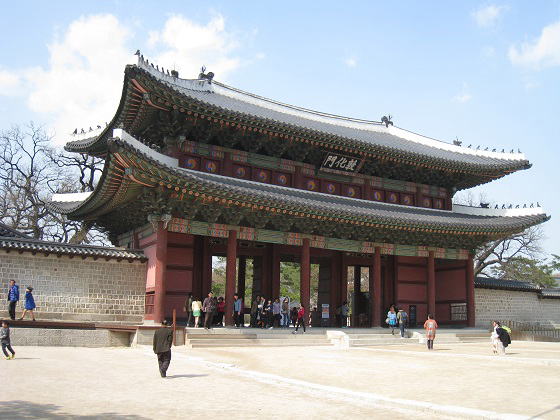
[1,341,559,419]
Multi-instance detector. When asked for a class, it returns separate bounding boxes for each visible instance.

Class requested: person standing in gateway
[183,293,193,327]
[153,320,173,378]
[202,292,216,330]
[6,280,19,320]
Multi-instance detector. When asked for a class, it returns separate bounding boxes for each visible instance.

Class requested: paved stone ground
[1,341,559,419]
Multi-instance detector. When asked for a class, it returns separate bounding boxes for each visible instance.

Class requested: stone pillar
[466,254,475,327]
[300,238,311,311]
[427,251,436,317]
[225,229,237,326]
[238,256,246,301]
[154,220,168,323]
[372,246,382,327]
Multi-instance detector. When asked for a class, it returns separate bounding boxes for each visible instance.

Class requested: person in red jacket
[292,305,306,334]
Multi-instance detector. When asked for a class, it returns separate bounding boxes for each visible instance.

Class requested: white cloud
[0,69,22,96]
[509,21,560,69]
[345,57,357,68]
[147,14,242,81]
[453,83,472,103]
[472,5,508,27]
[0,13,248,144]
[24,14,132,143]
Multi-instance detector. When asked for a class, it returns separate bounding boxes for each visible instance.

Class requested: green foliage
[490,254,560,288]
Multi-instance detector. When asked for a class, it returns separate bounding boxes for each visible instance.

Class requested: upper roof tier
[66,54,531,190]
[53,129,549,250]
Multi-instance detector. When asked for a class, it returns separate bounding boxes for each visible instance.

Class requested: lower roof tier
[51,130,549,249]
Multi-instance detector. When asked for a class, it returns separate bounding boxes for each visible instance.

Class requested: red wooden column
[238,256,246,301]
[427,251,436,317]
[300,238,311,311]
[271,244,281,299]
[371,246,382,327]
[340,253,348,307]
[352,266,361,327]
[225,229,238,326]
[154,221,168,323]
[201,237,212,297]
[466,254,475,327]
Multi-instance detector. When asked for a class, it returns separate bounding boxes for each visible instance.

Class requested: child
[423,314,438,350]
[19,286,36,321]
[1,320,15,360]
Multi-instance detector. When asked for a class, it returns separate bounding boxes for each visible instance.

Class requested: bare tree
[474,226,544,277]
[0,123,106,244]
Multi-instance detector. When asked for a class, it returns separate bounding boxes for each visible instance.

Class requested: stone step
[186,338,331,348]
[346,333,407,339]
[185,334,258,339]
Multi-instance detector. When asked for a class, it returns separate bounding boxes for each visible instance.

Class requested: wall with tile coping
[475,288,560,328]
[0,251,146,323]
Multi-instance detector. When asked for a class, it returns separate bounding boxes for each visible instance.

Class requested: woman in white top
[192,299,203,328]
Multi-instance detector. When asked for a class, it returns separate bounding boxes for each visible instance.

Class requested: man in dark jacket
[202,292,216,330]
[7,280,19,320]
[153,320,173,378]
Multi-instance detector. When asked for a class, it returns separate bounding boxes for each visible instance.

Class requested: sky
[0,1,559,258]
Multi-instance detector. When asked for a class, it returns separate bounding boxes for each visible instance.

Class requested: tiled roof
[540,288,560,298]
[0,222,29,238]
[66,56,531,177]
[475,277,560,299]
[53,130,550,235]
[0,236,146,261]
[475,276,539,291]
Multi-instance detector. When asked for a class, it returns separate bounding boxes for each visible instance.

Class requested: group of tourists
[386,304,438,349]
[183,292,308,332]
[183,292,228,330]
[6,280,36,321]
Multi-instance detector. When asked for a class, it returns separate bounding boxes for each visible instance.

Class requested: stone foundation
[8,327,132,347]
[0,251,146,323]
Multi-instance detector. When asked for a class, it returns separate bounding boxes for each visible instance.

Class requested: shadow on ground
[0,401,149,419]
[166,374,208,379]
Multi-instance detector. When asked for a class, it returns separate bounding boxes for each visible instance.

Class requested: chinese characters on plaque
[320,153,361,174]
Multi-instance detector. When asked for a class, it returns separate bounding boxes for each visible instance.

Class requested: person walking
[153,320,173,378]
[202,292,216,330]
[192,298,202,328]
[250,296,260,327]
[290,306,298,327]
[272,298,281,328]
[386,305,397,335]
[183,293,193,327]
[216,297,225,327]
[293,305,306,334]
[423,314,438,350]
[233,294,243,327]
[397,308,408,338]
[340,301,349,328]
[18,287,36,321]
[1,321,15,360]
[264,300,273,329]
[281,298,290,328]
[6,280,19,320]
